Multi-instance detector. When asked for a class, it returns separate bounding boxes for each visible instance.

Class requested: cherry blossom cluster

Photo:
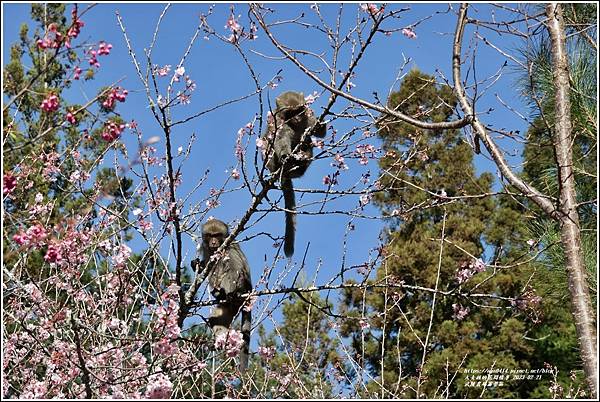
[154,64,171,77]
[152,284,182,357]
[255,127,272,157]
[144,373,173,399]
[359,193,372,207]
[331,153,349,170]
[224,9,258,44]
[235,122,254,161]
[230,168,240,180]
[153,65,197,108]
[176,70,197,105]
[73,66,82,80]
[401,27,417,39]
[27,192,50,217]
[354,143,378,165]
[172,66,186,82]
[304,91,319,105]
[360,3,384,15]
[35,7,84,51]
[12,223,48,247]
[41,151,60,182]
[98,41,112,55]
[452,303,470,320]
[101,120,126,142]
[258,346,276,361]
[87,42,113,68]
[101,87,128,111]
[312,137,325,149]
[36,23,63,49]
[12,220,93,269]
[225,12,242,43]
[455,258,486,284]
[40,94,60,113]
[512,287,543,323]
[215,329,245,358]
[3,172,17,195]
[66,7,85,43]
[65,110,77,124]
[133,208,153,232]
[111,244,132,267]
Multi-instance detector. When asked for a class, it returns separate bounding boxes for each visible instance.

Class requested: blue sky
[3,2,531,328]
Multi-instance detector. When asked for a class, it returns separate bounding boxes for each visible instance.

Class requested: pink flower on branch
[452,303,470,320]
[65,112,77,125]
[101,87,128,111]
[225,12,242,43]
[155,64,171,77]
[73,67,82,80]
[13,232,30,246]
[215,329,244,358]
[101,120,126,142]
[97,41,113,56]
[402,27,417,39]
[360,3,383,15]
[258,346,275,361]
[41,94,60,113]
[3,173,17,195]
[144,373,173,399]
[44,243,63,264]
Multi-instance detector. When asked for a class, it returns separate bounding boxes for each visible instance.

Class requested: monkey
[192,218,252,372]
[261,91,327,257]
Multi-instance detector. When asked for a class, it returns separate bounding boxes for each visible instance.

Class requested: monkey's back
[207,244,252,298]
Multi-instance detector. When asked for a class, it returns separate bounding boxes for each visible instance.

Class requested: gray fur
[200,219,252,372]
[262,91,326,257]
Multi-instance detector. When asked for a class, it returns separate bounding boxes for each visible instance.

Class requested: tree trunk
[546,3,598,397]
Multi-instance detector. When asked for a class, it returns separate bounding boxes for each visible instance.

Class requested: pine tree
[252,293,342,398]
[339,69,586,398]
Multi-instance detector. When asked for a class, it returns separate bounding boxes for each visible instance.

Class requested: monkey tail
[282,177,296,258]
[240,310,251,372]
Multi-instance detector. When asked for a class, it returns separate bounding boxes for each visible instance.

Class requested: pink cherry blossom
[66,112,77,125]
[112,244,132,266]
[97,41,113,56]
[456,267,473,284]
[215,329,244,358]
[3,173,17,195]
[155,64,171,77]
[26,224,48,245]
[144,373,173,399]
[472,258,486,273]
[331,153,349,170]
[102,87,128,110]
[258,346,275,361]
[41,94,60,113]
[402,27,417,39]
[359,194,372,207]
[452,303,470,320]
[255,137,267,151]
[101,120,126,142]
[13,232,30,246]
[360,3,382,15]
[73,67,82,80]
[44,243,63,264]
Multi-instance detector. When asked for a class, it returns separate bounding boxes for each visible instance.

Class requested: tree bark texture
[546,3,598,397]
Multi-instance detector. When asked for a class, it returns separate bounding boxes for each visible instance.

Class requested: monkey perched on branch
[191,218,252,371]
[261,91,327,257]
